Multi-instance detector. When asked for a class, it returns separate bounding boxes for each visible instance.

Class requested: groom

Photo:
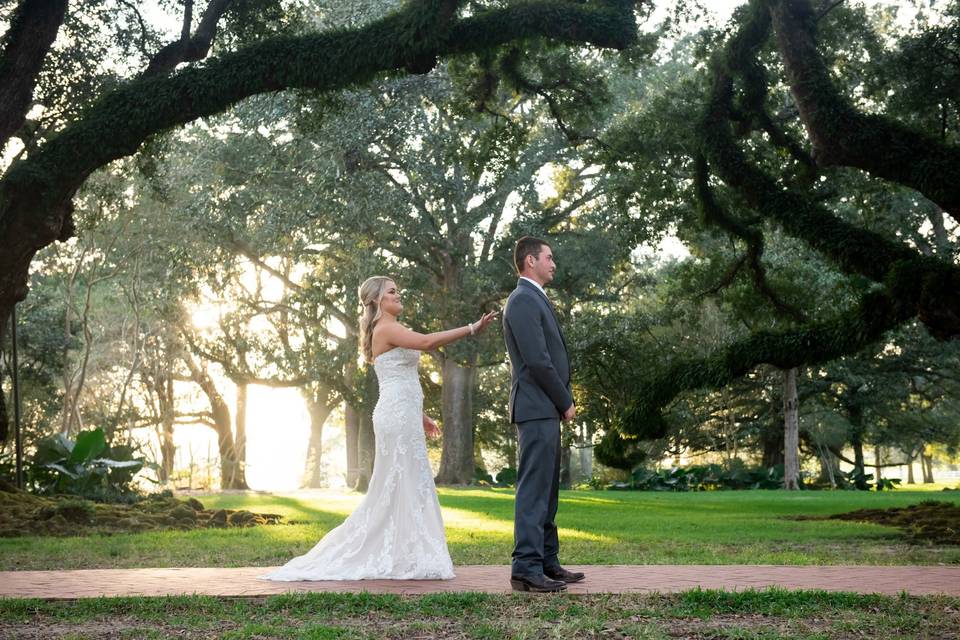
[502,236,585,593]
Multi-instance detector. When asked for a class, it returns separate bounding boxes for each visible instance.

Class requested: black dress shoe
[510,574,567,592]
[544,566,585,583]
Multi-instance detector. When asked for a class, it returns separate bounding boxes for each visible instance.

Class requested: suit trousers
[511,416,562,577]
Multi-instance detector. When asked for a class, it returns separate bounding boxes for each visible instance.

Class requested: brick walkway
[1,565,957,600]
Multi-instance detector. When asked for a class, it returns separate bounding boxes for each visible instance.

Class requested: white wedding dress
[261,347,455,581]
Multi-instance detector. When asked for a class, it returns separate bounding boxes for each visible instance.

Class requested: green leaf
[68,428,107,466]
[43,463,80,479]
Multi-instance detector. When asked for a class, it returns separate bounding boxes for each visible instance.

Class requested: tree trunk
[157,370,176,485]
[847,400,869,490]
[354,370,378,492]
[301,392,334,489]
[906,457,915,484]
[559,443,571,490]
[851,429,868,490]
[355,408,375,492]
[782,367,800,490]
[435,358,476,485]
[344,401,360,488]
[182,351,246,490]
[0,367,8,443]
[503,429,518,472]
[60,266,76,436]
[922,452,935,483]
[233,382,248,490]
[474,436,486,477]
[761,424,785,469]
[578,423,593,483]
[817,445,837,488]
[874,444,882,487]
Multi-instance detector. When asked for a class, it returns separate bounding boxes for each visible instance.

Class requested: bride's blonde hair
[358,275,393,363]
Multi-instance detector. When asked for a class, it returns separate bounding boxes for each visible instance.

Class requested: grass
[0,589,957,639]
[2,487,959,571]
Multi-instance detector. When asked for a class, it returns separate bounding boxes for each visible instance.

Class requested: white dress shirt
[519,276,547,298]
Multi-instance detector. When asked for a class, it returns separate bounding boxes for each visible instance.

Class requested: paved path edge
[1,565,958,600]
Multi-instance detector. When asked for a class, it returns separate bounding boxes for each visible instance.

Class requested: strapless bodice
[373,347,421,388]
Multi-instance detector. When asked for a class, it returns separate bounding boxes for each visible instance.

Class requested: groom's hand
[561,403,576,422]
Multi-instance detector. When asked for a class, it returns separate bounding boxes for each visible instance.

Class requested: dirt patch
[796,500,960,545]
[0,480,282,538]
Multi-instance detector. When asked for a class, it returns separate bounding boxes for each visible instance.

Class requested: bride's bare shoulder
[373,320,407,337]
[373,320,410,344]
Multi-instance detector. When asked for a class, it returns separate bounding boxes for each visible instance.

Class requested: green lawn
[2,488,959,571]
[1,590,958,639]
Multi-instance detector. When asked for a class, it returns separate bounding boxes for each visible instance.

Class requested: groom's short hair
[514,236,549,274]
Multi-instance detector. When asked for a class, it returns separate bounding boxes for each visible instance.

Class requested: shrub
[29,427,155,501]
[603,463,787,491]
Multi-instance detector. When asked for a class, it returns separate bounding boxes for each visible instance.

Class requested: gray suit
[503,278,572,577]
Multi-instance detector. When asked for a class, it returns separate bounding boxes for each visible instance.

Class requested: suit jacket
[503,278,572,423]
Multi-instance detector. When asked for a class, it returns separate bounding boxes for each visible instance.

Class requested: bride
[262,276,496,581]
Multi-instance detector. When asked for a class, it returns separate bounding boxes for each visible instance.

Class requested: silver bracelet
[469,322,476,336]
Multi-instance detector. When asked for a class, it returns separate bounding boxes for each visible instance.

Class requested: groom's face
[527,245,556,286]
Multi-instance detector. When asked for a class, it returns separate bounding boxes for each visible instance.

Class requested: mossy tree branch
[596,0,960,469]
[694,153,805,322]
[770,0,960,221]
[0,0,639,318]
[0,0,69,148]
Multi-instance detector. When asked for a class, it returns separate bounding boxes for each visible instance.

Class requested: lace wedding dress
[261,347,455,581]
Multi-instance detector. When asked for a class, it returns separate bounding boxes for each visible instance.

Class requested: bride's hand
[423,414,441,439]
[473,310,498,334]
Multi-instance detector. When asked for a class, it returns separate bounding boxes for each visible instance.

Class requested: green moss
[0,483,282,538]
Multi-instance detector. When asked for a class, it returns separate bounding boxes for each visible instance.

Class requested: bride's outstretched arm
[377,311,496,351]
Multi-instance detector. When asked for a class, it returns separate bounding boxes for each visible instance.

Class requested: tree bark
[182,351,246,490]
[301,391,334,488]
[850,414,868,490]
[578,423,593,482]
[143,0,236,77]
[761,410,785,469]
[0,0,69,148]
[355,408,375,493]
[474,435,486,478]
[906,457,915,484]
[874,444,882,486]
[435,358,476,485]
[769,0,960,220]
[783,367,800,490]
[344,401,360,489]
[921,452,935,483]
[816,445,837,488]
[353,370,378,492]
[157,366,176,485]
[233,381,249,489]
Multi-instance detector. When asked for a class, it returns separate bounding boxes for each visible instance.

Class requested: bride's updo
[358,275,393,364]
